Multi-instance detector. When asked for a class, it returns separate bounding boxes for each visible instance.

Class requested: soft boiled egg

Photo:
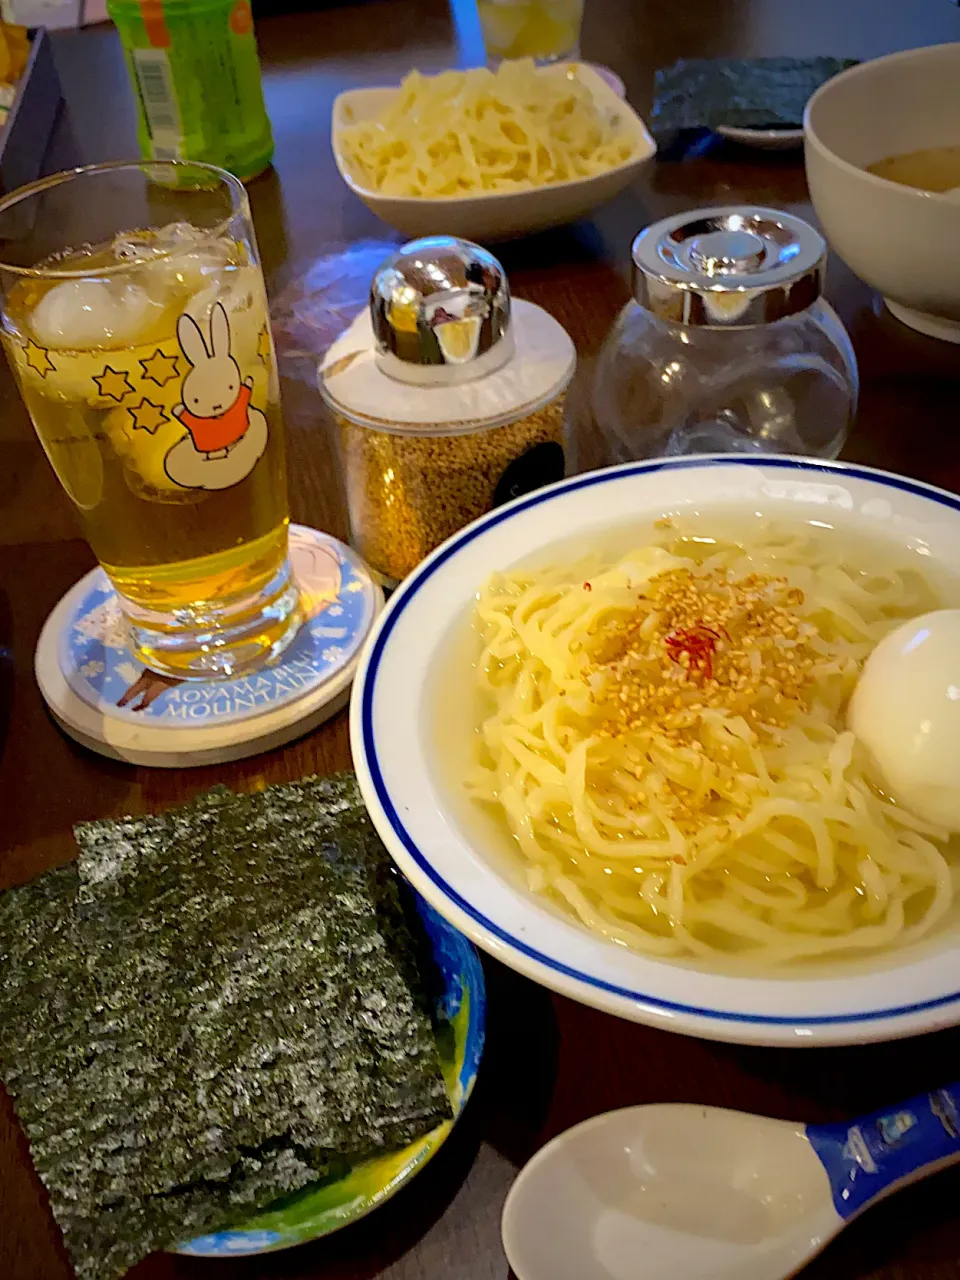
[848,609,960,831]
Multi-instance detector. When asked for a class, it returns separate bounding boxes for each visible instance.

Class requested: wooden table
[3,2,960,1277]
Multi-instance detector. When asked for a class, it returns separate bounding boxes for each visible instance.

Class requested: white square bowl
[331,63,657,243]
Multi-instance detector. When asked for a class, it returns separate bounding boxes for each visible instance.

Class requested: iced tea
[0,164,300,679]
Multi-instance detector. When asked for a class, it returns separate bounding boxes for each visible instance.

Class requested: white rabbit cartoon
[164,300,268,491]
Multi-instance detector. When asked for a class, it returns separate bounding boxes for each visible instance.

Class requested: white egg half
[848,608,960,831]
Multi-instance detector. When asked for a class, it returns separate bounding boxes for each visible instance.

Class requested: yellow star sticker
[127,398,168,434]
[139,348,179,387]
[94,365,135,402]
[256,325,272,364]
[23,340,55,377]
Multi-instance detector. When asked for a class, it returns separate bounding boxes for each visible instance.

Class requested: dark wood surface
[3,2,960,1277]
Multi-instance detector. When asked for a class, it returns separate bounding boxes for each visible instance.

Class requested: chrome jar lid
[370,235,514,385]
[631,206,826,326]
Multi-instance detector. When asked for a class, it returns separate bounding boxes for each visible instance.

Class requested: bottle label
[131,47,183,160]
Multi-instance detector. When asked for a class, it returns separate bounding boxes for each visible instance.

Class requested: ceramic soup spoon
[502,1086,960,1280]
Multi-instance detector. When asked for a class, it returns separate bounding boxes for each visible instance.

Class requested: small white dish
[502,1092,960,1280]
[350,456,960,1047]
[716,124,804,150]
[331,63,656,242]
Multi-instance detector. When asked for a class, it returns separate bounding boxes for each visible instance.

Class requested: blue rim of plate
[176,893,485,1256]
[359,455,960,1029]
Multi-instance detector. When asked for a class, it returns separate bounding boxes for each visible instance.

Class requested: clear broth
[429,508,960,976]
[866,145,960,193]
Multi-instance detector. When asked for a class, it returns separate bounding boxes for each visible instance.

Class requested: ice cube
[112,232,165,264]
[31,278,168,351]
[133,239,233,304]
[112,221,205,263]
[152,220,207,246]
[168,246,233,294]
[186,265,266,369]
[187,263,257,323]
[111,224,232,301]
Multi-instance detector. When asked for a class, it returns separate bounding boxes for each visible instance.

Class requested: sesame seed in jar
[321,287,576,587]
[336,396,567,585]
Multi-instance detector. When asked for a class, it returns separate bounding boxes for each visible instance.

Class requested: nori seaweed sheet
[0,774,451,1280]
[652,56,859,131]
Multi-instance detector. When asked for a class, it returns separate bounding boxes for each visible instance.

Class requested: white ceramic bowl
[331,63,656,243]
[351,457,960,1046]
[804,44,960,343]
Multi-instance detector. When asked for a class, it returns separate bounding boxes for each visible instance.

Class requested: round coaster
[35,526,382,767]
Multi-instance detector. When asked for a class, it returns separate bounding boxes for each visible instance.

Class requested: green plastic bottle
[107,0,274,181]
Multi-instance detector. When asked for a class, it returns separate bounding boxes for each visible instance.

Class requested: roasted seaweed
[652,56,859,131]
[0,774,451,1280]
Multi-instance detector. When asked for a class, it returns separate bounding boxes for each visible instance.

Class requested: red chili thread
[664,623,723,681]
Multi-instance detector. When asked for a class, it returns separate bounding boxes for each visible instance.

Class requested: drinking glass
[0,160,301,680]
[477,0,584,63]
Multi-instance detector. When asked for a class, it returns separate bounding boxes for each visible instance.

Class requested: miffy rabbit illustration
[173,302,253,459]
[164,300,268,492]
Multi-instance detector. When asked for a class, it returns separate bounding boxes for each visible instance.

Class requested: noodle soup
[432,513,960,970]
[866,145,960,194]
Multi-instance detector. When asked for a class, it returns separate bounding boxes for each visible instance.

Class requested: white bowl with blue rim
[351,456,960,1047]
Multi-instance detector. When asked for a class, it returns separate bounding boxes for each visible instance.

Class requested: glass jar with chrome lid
[580,206,857,467]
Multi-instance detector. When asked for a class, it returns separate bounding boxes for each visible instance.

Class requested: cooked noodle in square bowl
[332,61,656,241]
[351,458,960,1045]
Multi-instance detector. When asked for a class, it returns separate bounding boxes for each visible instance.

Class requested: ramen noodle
[466,521,958,965]
[338,60,636,197]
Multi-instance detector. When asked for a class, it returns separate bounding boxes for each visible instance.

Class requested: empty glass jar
[582,207,858,467]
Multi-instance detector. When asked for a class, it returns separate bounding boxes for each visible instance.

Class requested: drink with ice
[0,162,299,680]
[477,0,584,63]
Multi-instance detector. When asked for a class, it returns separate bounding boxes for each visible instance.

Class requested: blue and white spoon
[502,1087,960,1280]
